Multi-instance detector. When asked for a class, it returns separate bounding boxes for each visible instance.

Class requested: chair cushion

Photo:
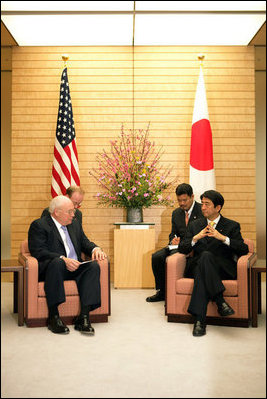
[176,278,238,296]
[38,281,79,297]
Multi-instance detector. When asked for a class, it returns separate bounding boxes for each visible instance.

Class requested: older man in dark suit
[28,195,107,336]
[179,190,249,337]
[146,183,204,302]
[41,186,84,224]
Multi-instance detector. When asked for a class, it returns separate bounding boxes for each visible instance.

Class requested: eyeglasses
[60,208,76,215]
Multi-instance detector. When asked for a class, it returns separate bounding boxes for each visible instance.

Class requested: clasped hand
[193,225,226,243]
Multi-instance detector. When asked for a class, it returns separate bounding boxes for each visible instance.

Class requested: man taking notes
[146,183,203,302]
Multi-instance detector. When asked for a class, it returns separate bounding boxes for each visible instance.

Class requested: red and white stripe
[189,65,216,201]
[51,137,80,198]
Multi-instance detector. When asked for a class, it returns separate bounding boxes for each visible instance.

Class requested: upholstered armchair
[18,240,110,327]
[166,238,256,327]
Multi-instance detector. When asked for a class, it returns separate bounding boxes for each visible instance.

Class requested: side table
[1,259,24,326]
[114,223,155,288]
[251,263,266,327]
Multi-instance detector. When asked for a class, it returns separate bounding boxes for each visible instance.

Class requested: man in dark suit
[179,190,249,337]
[146,183,204,302]
[41,186,84,224]
[28,195,107,336]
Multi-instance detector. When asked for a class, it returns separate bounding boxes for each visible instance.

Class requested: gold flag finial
[197,54,205,66]
[62,54,69,68]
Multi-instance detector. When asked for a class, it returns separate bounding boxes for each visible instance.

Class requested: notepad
[168,245,179,250]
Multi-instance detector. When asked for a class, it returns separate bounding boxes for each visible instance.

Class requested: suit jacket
[179,215,249,279]
[28,214,97,276]
[169,201,203,244]
[41,207,82,225]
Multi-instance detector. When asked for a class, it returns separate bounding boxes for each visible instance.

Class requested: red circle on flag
[190,119,214,171]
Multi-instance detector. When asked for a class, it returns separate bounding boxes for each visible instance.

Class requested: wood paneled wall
[11,46,256,281]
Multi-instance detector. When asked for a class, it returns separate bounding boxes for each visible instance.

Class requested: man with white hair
[28,195,107,336]
[41,185,85,224]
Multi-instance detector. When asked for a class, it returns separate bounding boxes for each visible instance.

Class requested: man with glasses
[28,195,107,336]
[41,186,84,224]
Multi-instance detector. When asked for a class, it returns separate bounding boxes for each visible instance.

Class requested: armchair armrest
[166,252,186,314]
[18,252,39,318]
[236,251,257,318]
[237,252,257,295]
[91,257,110,315]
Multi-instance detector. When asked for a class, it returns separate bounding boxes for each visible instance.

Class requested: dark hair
[200,190,224,210]
[175,183,193,197]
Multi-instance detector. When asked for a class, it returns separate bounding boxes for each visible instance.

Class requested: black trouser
[186,251,233,319]
[152,247,178,293]
[40,258,101,311]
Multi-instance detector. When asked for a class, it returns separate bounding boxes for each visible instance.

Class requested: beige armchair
[166,238,256,327]
[18,240,111,327]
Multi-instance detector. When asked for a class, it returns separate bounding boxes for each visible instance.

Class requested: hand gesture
[61,257,81,272]
[193,226,209,243]
[206,224,226,242]
[171,236,180,245]
[92,248,107,261]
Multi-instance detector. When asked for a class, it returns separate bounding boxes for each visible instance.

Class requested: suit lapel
[216,215,227,235]
[47,215,65,246]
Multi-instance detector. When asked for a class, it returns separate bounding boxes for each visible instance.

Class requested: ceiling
[1,1,266,47]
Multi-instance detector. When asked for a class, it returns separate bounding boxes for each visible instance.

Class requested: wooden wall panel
[11,46,256,282]
[133,46,256,252]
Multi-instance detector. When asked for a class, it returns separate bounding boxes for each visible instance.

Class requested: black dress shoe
[48,315,70,334]
[74,315,95,335]
[146,291,165,302]
[193,321,206,337]
[217,301,235,317]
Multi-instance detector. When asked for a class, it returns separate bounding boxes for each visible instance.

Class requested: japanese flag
[189,65,216,201]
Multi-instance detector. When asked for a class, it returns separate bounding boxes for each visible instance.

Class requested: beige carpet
[1,282,266,398]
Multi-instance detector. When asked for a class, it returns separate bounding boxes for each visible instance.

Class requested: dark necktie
[61,226,78,260]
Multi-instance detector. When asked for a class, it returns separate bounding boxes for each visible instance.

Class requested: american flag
[51,67,80,197]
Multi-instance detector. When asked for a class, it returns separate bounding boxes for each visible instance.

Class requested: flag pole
[197,53,205,66]
[62,54,69,68]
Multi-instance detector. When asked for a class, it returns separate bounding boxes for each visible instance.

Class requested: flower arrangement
[89,124,174,209]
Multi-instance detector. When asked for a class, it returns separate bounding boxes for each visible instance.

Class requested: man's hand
[171,236,180,245]
[61,256,81,272]
[206,224,227,242]
[193,225,227,243]
[193,226,210,243]
[92,248,107,261]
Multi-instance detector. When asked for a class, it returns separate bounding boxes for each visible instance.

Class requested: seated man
[146,183,203,302]
[28,195,107,336]
[41,186,84,224]
[179,190,249,337]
